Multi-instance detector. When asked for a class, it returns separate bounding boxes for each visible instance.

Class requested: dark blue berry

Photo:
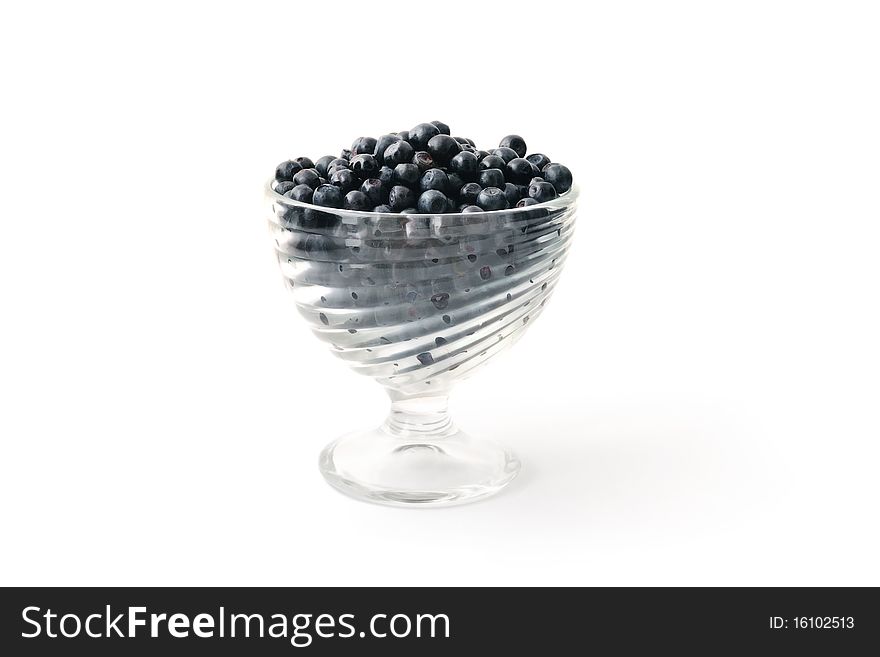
[462,205,483,213]
[409,122,441,150]
[492,147,518,164]
[503,183,520,207]
[528,180,558,202]
[360,178,386,206]
[373,204,393,213]
[449,151,478,180]
[499,135,527,158]
[530,176,545,184]
[329,168,358,192]
[476,187,509,210]
[417,352,434,366]
[294,156,315,170]
[275,159,302,181]
[351,136,377,155]
[373,134,401,163]
[506,157,539,184]
[420,168,449,193]
[349,153,379,179]
[377,165,394,186]
[344,190,371,211]
[284,183,314,203]
[396,130,410,142]
[417,190,448,214]
[480,154,506,171]
[388,185,416,211]
[526,153,551,170]
[542,163,573,194]
[446,172,465,195]
[314,155,336,177]
[274,180,296,195]
[427,134,461,164]
[293,168,321,189]
[431,120,451,135]
[478,168,505,189]
[312,184,344,208]
[459,143,476,154]
[474,150,491,161]
[392,163,420,186]
[459,182,482,205]
[340,148,351,160]
[516,197,539,207]
[413,151,434,172]
[383,140,415,166]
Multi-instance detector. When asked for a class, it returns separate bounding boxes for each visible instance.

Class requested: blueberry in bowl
[266,123,579,507]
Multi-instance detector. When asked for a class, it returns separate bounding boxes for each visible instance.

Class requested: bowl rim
[266,178,579,221]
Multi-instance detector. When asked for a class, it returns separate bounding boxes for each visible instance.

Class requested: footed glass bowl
[266,181,578,507]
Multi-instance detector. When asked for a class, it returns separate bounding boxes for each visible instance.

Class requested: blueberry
[474,150,491,161]
[275,159,302,182]
[516,184,530,198]
[413,150,435,172]
[503,182,520,207]
[373,204,393,213]
[377,165,394,186]
[476,187,509,210]
[455,136,476,147]
[388,185,416,211]
[530,176,545,184]
[480,154,506,171]
[417,352,434,366]
[493,147,518,164]
[526,153,551,170]
[396,130,410,142]
[360,178,386,206]
[349,153,379,179]
[294,156,315,170]
[427,134,461,164]
[430,120,451,135]
[542,163,573,194]
[317,177,328,185]
[392,163,420,186]
[293,168,321,189]
[312,184,344,208]
[409,122,441,150]
[417,190,448,214]
[516,197,539,207]
[400,207,418,214]
[446,172,465,195]
[284,183,314,203]
[459,182,482,205]
[340,148,352,160]
[528,180,558,203]
[344,190,371,211]
[373,134,401,163]
[274,180,296,195]
[420,168,449,193]
[314,155,336,177]
[351,136,377,155]
[462,205,484,213]
[459,143,476,153]
[457,202,471,212]
[327,157,349,172]
[478,168,505,189]
[329,168,358,192]
[449,151,479,180]
[499,135,527,158]
[506,157,540,184]
[383,140,415,166]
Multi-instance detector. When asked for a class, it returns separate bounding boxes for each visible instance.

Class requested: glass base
[318,396,520,507]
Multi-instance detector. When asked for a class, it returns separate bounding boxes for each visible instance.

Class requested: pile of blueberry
[273,121,573,214]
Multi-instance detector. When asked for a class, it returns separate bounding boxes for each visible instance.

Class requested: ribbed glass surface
[267,182,578,396]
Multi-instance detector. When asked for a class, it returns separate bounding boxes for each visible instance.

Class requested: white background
[1,1,878,586]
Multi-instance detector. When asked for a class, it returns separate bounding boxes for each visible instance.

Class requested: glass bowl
[266,179,579,507]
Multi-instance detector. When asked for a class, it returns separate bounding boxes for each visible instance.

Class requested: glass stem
[383,394,455,439]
